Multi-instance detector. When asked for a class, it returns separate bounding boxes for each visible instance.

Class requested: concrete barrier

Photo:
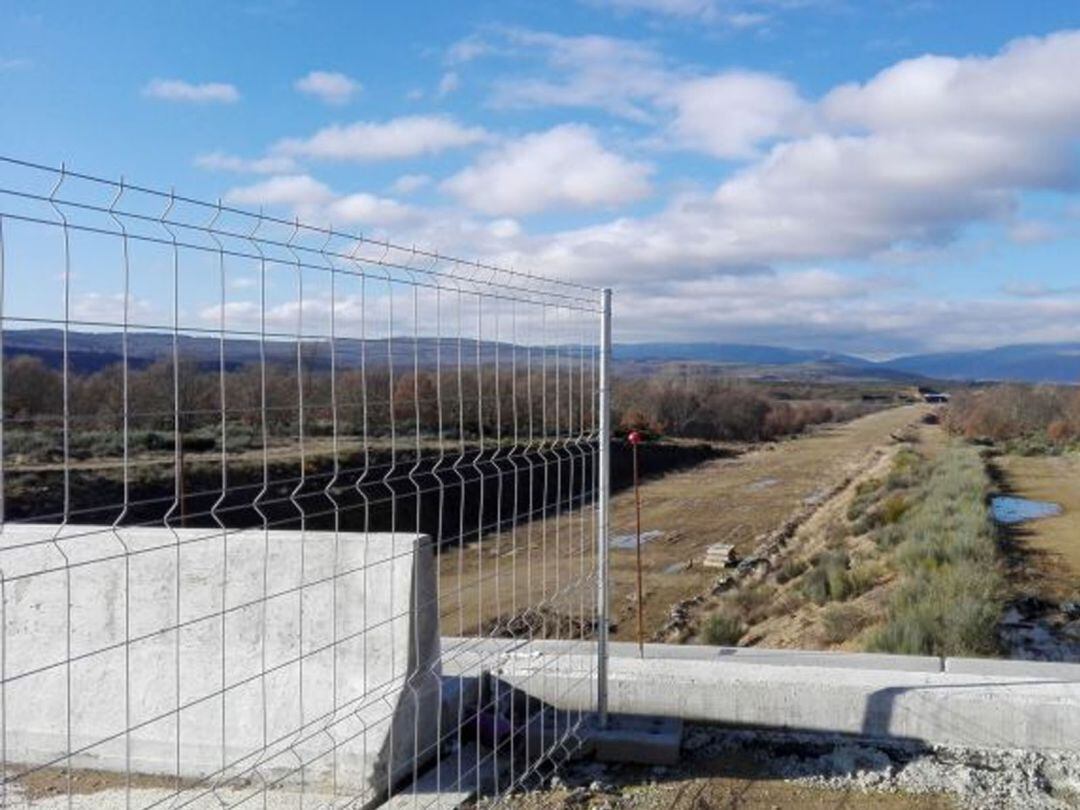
[442,638,1080,752]
[1,524,441,802]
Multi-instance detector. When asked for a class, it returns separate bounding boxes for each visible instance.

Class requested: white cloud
[446,35,492,65]
[224,175,333,207]
[143,78,239,103]
[479,28,795,144]
[442,124,653,216]
[606,277,1080,353]
[326,193,415,227]
[587,0,720,20]
[1008,220,1060,245]
[487,29,672,121]
[187,28,1080,353]
[438,71,461,97]
[194,151,297,174]
[663,71,806,157]
[390,174,431,194]
[821,30,1080,138]
[294,70,361,105]
[477,29,1080,286]
[0,57,31,71]
[273,116,488,161]
[584,0,826,26]
[222,174,414,229]
[73,292,155,323]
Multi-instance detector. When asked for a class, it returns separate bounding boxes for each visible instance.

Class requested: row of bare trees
[944,384,1080,443]
[613,375,860,442]
[4,355,872,459]
[3,354,596,442]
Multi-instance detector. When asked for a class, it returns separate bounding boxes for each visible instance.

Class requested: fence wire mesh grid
[0,156,608,808]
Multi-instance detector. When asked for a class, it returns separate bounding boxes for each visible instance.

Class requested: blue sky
[2,0,1080,356]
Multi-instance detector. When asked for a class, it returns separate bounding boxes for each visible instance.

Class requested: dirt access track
[440,403,930,642]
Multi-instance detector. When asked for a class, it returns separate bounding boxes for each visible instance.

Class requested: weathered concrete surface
[944,656,1080,680]
[1,524,441,801]
[442,638,1080,752]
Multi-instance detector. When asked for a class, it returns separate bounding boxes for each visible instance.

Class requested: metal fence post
[597,287,612,728]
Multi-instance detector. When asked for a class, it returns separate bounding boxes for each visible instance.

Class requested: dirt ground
[438,404,931,642]
[994,453,1080,602]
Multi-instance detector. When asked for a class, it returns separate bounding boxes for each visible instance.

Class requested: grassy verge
[866,444,1003,657]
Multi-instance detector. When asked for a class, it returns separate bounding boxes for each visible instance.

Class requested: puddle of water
[610,529,664,550]
[990,495,1063,525]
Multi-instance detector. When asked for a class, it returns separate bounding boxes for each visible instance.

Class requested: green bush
[874,523,905,549]
[880,494,909,525]
[885,448,927,491]
[801,551,850,604]
[800,550,879,605]
[776,559,809,585]
[846,479,882,522]
[703,612,745,646]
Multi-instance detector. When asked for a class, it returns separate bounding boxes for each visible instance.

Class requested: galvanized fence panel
[0,156,610,808]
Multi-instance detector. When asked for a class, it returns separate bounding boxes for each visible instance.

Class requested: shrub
[801,551,878,605]
[776,559,809,585]
[874,523,905,549]
[768,590,806,618]
[703,612,744,646]
[801,551,850,604]
[880,494,909,525]
[821,604,870,644]
[728,585,777,624]
[846,479,882,523]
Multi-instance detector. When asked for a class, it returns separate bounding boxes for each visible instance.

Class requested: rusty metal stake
[629,430,644,657]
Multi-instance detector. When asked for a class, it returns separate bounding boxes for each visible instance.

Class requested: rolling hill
[5,330,1080,382]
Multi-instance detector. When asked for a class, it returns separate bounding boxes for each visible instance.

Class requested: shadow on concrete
[860,678,1070,748]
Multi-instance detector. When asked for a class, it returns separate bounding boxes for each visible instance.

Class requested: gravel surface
[481,724,1080,810]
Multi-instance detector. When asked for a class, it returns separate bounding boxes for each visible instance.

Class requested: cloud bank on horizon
[3,0,1080,355]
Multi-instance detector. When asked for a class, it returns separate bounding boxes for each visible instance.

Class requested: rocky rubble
[480,724,1080,809]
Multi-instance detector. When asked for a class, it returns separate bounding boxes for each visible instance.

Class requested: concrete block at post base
[592,715,682,765]
[0,525,441,805]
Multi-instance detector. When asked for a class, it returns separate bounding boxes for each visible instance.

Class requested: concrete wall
[1,525,441,800]
[442,638,1080,752]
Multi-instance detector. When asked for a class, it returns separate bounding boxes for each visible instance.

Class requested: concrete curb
[441,638,1080,752]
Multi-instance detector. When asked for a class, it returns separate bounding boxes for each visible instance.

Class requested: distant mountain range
[7,330,1080,383]
[617,341,1080,382]
[616,341,1080,383]
[613,342,873,368]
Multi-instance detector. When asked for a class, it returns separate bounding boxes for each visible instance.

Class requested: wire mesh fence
[0,156,610,808]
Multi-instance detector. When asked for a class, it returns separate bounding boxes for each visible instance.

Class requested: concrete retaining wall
[1,525,441,800]
[441,638,1080,752]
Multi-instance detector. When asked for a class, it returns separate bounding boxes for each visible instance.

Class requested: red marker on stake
[628,430,644,657]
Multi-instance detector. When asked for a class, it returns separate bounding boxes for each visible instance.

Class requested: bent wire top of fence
[0,155,612,808]
[0,155,603,313]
